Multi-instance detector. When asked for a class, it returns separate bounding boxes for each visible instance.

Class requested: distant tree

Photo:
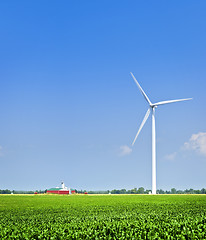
[189,189,194,194]
[159,189,165,194]
[131,189,135,194]
[171,188,177,194]
[111,189,117,194]
[0,189,11,194]
[201,188,206,194]
[137,187,144,194]
[184,189,190,194]
[120,189,127,194]
[131,188,137,194]
[177,190,184,194]
[144,189,151,194]
[13,190,34,194]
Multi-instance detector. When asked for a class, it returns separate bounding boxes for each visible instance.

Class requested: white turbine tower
[130,73,192,194]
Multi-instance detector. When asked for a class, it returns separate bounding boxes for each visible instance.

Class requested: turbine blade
[130,72,151,105]
[153,98,192,106]
[132,108,151,146]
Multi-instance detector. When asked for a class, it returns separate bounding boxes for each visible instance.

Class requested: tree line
[1,188,206,194]
[87,187,206,194]
[0,189,46,194]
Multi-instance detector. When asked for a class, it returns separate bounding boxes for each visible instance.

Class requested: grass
[0,194,206,239]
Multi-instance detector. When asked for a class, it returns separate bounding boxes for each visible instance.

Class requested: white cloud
[119,145,132,156]
[184,132,206,157]
[165,152,177,161]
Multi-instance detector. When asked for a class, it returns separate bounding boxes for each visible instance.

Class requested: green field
[0,194,206,239]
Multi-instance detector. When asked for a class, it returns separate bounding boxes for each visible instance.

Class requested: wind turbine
[130,72,192,194]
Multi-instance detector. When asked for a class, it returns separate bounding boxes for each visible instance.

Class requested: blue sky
[0,1,206,191]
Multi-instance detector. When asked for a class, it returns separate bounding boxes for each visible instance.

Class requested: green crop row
[0,195,206,239]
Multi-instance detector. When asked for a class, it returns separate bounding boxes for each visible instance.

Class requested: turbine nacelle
[150,104,157,108]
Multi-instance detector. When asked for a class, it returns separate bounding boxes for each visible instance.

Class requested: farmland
[0,195,206,239]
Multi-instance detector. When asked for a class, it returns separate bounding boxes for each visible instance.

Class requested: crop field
[0,195,206,239]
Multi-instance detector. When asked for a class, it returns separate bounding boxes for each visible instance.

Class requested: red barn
[46,182,75,195]
[47,188,70,194]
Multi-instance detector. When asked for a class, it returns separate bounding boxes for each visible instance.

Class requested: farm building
[47,182,76,195]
